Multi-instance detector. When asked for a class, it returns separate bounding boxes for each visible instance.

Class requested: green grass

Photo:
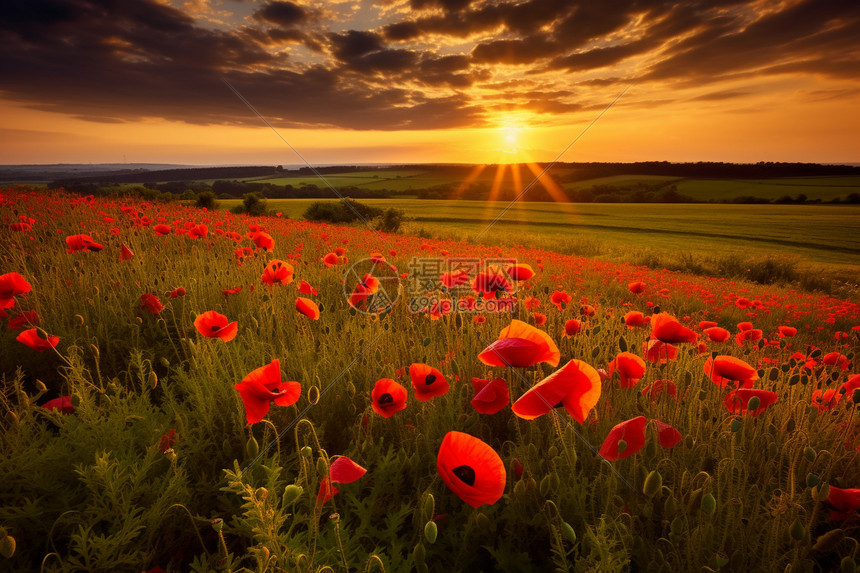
[224,198,860,272]
[674,177,860,201]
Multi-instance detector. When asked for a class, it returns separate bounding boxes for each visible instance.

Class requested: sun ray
[524,160,568,204]
[484,163,508,224]
[453,163,487,199]
[510,162,522,217]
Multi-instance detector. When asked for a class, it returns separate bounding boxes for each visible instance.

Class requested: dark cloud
[253,1,310,28]
[0,0,857,133]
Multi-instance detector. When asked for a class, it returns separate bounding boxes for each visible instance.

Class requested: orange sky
[1,0,858,165]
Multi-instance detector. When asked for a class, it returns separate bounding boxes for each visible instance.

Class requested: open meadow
[1,188,859,572]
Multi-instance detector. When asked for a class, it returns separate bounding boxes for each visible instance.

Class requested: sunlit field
[2,188,859,572]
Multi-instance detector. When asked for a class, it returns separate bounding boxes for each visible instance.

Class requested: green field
[223,198,860,272]
[222,168,860,202]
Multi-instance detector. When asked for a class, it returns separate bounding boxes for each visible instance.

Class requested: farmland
[221,198,860,275]
[1,188,859,572]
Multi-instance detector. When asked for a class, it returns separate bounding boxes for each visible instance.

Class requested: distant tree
[195,191,218,210]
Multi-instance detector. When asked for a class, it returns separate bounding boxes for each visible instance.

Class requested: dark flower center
[452,465,476,486]
[378,393,393,405]
[554,400,565,409]
[211,325,220,332]
[425,374,437,386]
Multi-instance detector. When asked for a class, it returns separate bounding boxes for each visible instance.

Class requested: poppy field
[2,187,860,572]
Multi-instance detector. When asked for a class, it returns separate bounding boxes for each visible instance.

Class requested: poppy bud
[617,439,627,453]
[422,494,435,522]
[475,512,490,532]
[0,535,15,558]
[853,389,860,404]
[812,529,843,553]
[211,518,224,532]
[548,445,558,458]
[413,544,427,573]
[301,446,312,458]
[643,470,662,497]
[841,556,856,573]
[316,457,328,477]
[730,418,742,433]
[684,435,694,449]
[701,493,716,515]
[423,521,437,544]
[513,480,526,497]
[789,517,805,541]
[747,396,761,411]
[641,501,653,518]
[160,357,170,368]
[806,473,820,488]
[670,516,686,534]
[539,475,551,496]
[645,441,657,458]
[246,436,259,459]
[282,484,303,507]
[255,487,268,502]
[561,522,576,544]
[664,495,677,516]
[812,483,830,501]
[767,442,778,458]
[803,446,816,462]
[148,371,158,389]
[36,328,49,340]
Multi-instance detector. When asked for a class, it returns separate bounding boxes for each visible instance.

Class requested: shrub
[231,192,269,216]
[376,208,407,233]
[195,191,219,211]
[302,198,383,223]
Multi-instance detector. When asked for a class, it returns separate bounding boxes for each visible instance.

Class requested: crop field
[1,188,859,572]
[221,198,860,272]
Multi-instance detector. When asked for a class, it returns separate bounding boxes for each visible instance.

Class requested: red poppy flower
[735,328,763,346]
[563,319,581,337]
[470,377,510,415]
[119,244,134,261]
[624,311,646,328]
[599,416,647,461]
[703,355,759,388]
[704,327,731,343]
[170,287,186,298]
[0,272,31,309]
[371,378,408,417]
[643,339,678,364]
[329,456,367,484]
[507,263,535,281]
[822,352,849,370]
[298,280,319,296]
[261,259,294,286]
[653,420,682,449]
[140,293,164,315]
[222,286,242,296]
[437,431,506,508]
[10,222,31,232]
[250,231,275,252]
[840,374,860,398]
[777,326,797,337]
[441,269,471,289]
[811,388,841,411]
[42,396,74,414]
[234,359,301,424]
[737,321,754,332]
[478,319,560,368]
[641,379,677,402]
[194,311,238,342]
[296,297,320,320]
[824,486,860,522]
[409,363,449,401]
[628,281,646,294]
[471,265,511,298]
[523,296,541,311]
[347,283,371,310]
[8,310,40,330]
[154,224,171,236]
[723,388,778,416]
[550,290,572,311]
[159,429,176,452]
[17,328,59,352]
[651,313,697,344]
[323,252,339,267]
[533,312,547,326]
[608,352,646,388]
[187,224,208,239]
[735,297,751,309]
[512,359,601,423]
[66,234,104,253]
[698,321,718,330]
[317,456,367,505]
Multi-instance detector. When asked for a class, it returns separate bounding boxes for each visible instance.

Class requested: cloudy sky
[2,0,858,165]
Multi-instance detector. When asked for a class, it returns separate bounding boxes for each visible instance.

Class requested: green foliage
[195,191,219,211]
[231,192,270,216]
[303,198,384,224]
